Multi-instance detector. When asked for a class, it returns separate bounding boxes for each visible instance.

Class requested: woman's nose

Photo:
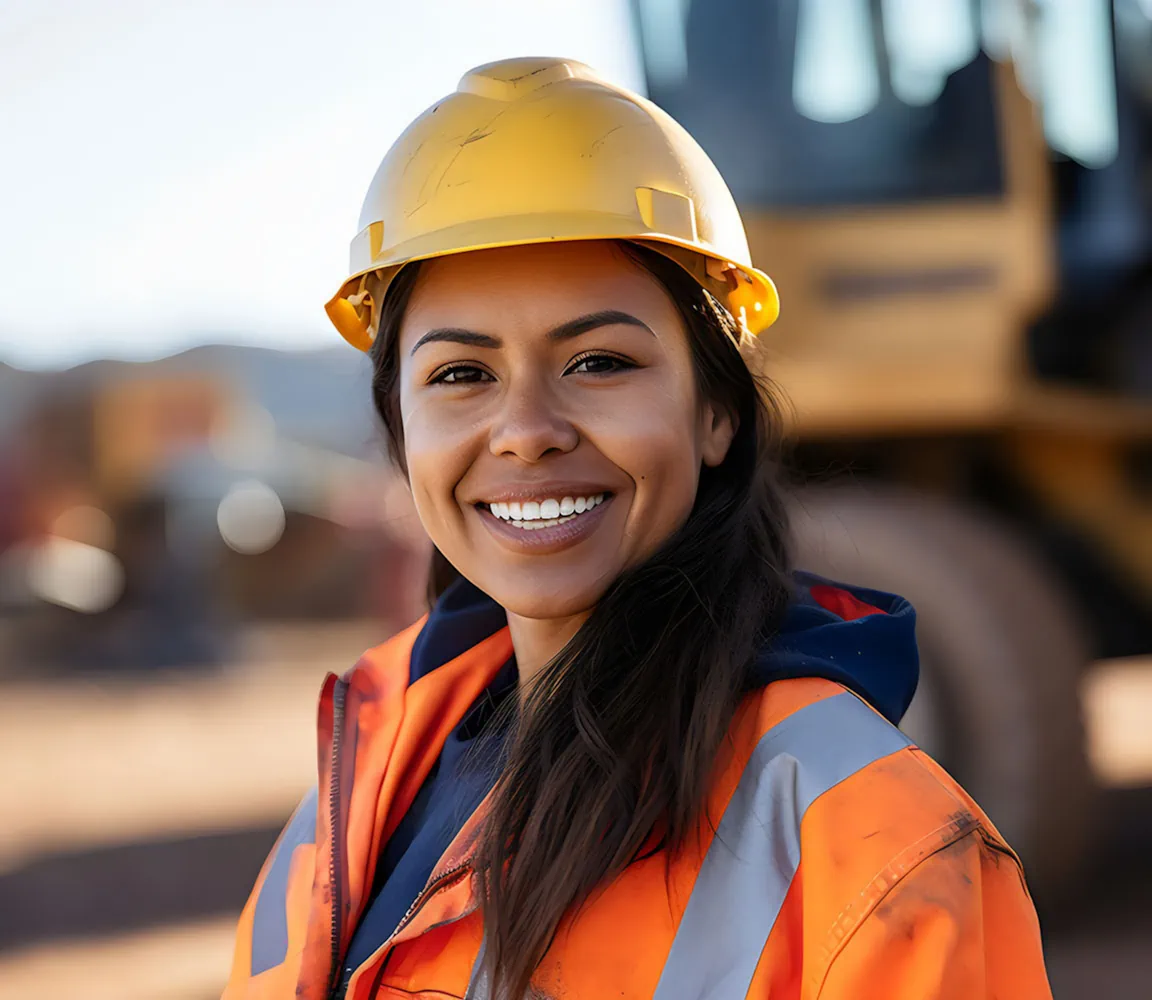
[487,379,579,462]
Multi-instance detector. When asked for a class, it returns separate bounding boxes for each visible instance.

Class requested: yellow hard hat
[325,57,780,352]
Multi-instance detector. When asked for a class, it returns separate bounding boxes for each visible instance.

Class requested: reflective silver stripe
[464,935,489,999]
[251,787,318,976]
[652,692,912,999]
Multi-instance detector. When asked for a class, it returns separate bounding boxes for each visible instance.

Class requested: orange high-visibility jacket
[223,615,1052,999]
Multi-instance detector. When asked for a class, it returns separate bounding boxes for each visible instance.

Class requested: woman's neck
[506,609,591,697]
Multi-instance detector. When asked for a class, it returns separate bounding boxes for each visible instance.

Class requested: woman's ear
[699,401,737,468]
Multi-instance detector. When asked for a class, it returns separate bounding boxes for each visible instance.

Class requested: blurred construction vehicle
[0,367,420,673]
[632,0,1152,899]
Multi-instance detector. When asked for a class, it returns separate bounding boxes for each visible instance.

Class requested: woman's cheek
[590,403,700,539]
[399,410,474,535]
[401,393,478,467]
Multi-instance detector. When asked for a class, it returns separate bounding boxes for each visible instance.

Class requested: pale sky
[0,0,643,369]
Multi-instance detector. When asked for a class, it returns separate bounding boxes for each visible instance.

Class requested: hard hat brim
[325,213,779,352]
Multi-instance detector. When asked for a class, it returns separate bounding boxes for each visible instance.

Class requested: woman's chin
[484,581,604,624]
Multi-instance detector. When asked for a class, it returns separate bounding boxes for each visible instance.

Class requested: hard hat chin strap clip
[705,258,757,341]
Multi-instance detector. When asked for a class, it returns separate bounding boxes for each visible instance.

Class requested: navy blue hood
[758,571,918,724]
[408,570,919,726]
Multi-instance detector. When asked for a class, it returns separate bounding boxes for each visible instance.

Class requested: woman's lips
[475,493,614,554]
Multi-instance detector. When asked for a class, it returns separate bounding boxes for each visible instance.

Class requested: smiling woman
[223,58,1053,1000]
[390,242,740,632]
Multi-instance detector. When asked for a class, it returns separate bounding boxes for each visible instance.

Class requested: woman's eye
[567,353,635,375]
[431,365,492,384]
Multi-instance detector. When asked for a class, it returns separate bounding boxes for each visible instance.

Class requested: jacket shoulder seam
[810,812,985,998]
[808,744,1027,997]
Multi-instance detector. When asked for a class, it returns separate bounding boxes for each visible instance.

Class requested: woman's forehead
[401,241,678,337]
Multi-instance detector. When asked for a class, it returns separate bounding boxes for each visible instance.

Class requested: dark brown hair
[369,243,792,998]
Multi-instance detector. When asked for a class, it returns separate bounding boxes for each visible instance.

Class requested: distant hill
[0,362,50,438]
[0,344,383,458]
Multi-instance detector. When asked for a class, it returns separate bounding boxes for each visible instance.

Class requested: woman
[224,58,1051,999]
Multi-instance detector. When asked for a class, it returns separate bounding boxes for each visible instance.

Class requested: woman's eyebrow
[547,310,653,341]
[409,310,652,356]
[410,328,501,355]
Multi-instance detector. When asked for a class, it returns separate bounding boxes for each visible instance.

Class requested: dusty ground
[1,625,1150,999]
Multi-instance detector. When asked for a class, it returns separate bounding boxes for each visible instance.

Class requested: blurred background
[2,0,1151,997]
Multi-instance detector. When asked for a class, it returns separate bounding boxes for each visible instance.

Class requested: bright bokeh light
[881,0,978,106]
[217,479,287,554]
[26,537,126,614]
[1036,0,1120,168]
[793,0,880,123]
[0,0,643,369]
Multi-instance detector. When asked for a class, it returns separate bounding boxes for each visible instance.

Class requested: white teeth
[509,516,566,530]
[484,494,608,523]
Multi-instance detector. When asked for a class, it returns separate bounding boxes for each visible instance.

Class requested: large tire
[788,483,1097,902]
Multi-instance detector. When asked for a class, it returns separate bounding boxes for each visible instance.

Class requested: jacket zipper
[325,679,348,999]
[335,862,473,1000]
[391,861,472,940]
